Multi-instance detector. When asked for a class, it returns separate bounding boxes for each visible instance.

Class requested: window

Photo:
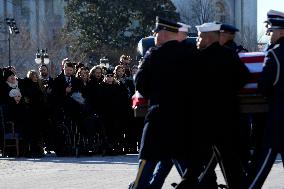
[215,1,228,23]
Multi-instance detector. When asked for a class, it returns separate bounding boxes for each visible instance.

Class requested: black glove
[173,178,193,189]
[128,182,134,189]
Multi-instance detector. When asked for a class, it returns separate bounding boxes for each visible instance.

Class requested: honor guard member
[247,10,284,189]
[219,23,248,53]
[147,22,201,189]
[220,23,253,173]
[176,22,250,189]
[128,17,198,189]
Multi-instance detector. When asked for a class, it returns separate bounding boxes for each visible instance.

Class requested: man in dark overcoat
[129,17,199,189]
[52,62,82,118]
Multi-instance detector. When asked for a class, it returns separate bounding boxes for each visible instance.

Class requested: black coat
[190,42,250,143]
[258,37,284,149]
[52,74,82,118]
[2,79,24,104]
[99,82,126,119]
[135,40,199,159]
[52,74,82,106]
[223,40,248,53]
[2,98,29,135]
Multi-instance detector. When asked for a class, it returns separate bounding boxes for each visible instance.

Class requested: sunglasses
[106,74,113,77]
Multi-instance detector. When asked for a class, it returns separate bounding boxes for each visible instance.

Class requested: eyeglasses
[106,74,113,77]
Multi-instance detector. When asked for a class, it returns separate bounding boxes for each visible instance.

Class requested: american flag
[132,52,266,110]
[239,52,265,95]
[132,91,148,109]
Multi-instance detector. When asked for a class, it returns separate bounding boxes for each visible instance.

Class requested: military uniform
[176,22,250,189]
[248,10,284,188]
[223,40,248,53]
[136,40,197,160]
[220,23,248,53]
[130,17,198,189]
[220,23,253,174]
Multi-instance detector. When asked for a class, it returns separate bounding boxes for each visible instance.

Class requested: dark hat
[265,10,284,31]
[266,9,284,20]
[220,23,239,33]
[3,68,15,81]
[267,18,284,31]
[153,17,180,33]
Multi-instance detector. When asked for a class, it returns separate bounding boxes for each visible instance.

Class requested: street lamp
[35,48,50,65]
[99,57,109,68]
[5,18,20,67]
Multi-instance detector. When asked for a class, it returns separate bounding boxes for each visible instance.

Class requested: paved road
[0,154,283,189]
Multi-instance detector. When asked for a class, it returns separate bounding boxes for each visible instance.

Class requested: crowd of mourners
[0,55,143,157]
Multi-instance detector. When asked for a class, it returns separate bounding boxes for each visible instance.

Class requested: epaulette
[144,46,158,57]
[149,46,159,52]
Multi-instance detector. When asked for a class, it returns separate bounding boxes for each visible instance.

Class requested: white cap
[9,89,21,98]
[177,22,191,32]
[195,22,221,32]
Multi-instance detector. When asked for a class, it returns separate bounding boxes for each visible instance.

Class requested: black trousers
[176,144,218,189]
[247,147,284,189]
[178,142,245,189]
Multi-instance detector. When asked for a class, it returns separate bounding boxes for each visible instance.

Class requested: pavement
[0,154,283,189]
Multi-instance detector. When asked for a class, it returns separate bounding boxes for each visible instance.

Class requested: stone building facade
[0,0,257,73]
[172,0,257,49]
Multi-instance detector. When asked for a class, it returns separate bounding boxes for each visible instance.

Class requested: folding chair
[0,106,22,157]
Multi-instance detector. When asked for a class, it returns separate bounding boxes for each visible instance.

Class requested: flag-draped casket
[239,52,265,95]
[132,52,268,117]
[238,52,268,113]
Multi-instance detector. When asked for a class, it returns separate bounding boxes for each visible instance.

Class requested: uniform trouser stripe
[175,162,183,176]
[198,153,216,182]
[248,148,276,189]
[213,146,229,186]
[133,160,147,189]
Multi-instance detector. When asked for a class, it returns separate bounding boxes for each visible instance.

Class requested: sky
[258,0,284,42]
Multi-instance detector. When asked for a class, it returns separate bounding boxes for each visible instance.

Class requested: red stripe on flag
[132,97,148,108]
[238,52,265,95]
[239,88,258,95]
[240,56,265,63]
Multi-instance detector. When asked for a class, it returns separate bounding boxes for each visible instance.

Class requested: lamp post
[35,48,50,65]
[5,18,20,67]
[99,57,109,68]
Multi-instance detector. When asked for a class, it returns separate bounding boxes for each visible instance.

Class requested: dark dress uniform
[135,40,197,160]
[130,40,199,189]
[220,23,248,53]
[179,42,250,189]
[245,10,284,188]
[222,36,253,173]
[223,40,248,53]
[129,17,200,189]
[247,37,284,189]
